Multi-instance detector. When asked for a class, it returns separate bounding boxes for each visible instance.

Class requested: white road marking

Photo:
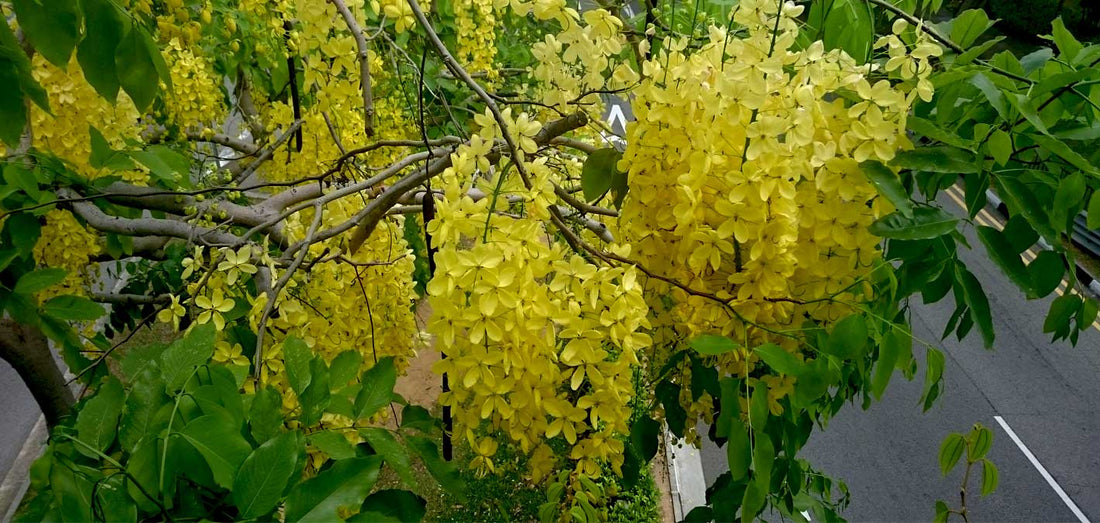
[801,509,812,520]
[607,103,628,134]
[993,415,1090,523]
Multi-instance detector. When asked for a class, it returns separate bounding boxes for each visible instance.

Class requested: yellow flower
[195,289,234,330]
[214,340,249,366]
[157,295,186,331]
[181,246,204,279]
[217,246,258,286]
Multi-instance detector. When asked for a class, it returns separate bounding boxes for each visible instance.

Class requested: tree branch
[61,189,243,246]
[330,0,376,137]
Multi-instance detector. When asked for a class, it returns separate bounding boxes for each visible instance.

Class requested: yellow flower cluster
[32,209,101,301]
[454,0,498,82]
[529,8,631,109]
[615,0,936,425]
[162,39,227,131]
[426,123,651,480]
[27,57,145,183]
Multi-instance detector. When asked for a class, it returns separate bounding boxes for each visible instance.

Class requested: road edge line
[0,415,47,521]
[993,415,1090,523]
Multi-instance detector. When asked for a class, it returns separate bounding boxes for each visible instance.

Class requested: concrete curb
[0,416,46,521]
[665,430,707,521]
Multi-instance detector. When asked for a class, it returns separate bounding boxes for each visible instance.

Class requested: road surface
[699,187,1100,521]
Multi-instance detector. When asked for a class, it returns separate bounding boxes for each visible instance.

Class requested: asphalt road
[700,188,1100,522]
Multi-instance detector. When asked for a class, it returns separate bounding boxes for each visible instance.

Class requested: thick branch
[343,112,590,254]
[62,189,242,246]
[330,0,376,137]
[0,319,74,428]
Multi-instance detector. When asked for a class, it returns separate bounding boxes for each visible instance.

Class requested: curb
[0,416,46,521]
[665,430,707,521]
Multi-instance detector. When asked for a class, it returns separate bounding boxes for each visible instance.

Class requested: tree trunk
[0,319,74,428]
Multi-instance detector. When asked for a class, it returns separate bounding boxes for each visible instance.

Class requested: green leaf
[956,36,1004,66]
[88,126,134,170]
[740,476,766,523]
[74,377,124,456]
[969,425,992,460]
[630,417,660,462]
[77,0,129,100]
[1052,173,1087,232]
[1088,192,1100,230]
[354,357,397,420]
[1030,135,1099,177]
[0,67,27,148]
[4,163,40,200]
[1050,17,1082,63]
[115,25,161,110]
[715,377,740,438]
[1029,251,1065,298]
[308,431,355,460]
[869,207,958,240]
[283,337,313,396]
[725,418,751,481]
[234,432,302,519]
[298,357,331,427]
[14,268,68,295]
[922,348,945,411]
[994,176,1059,244]
[178,413,252,489]
[0,13,49,113]
[12,0,82,68]
[399,404,436,434]
[6,212,41,257]
[94,475,136,523]
[688,334,740,356]
[161,323,216,392]
[1007,93,1049,135]
[351,489,427,523]
[753,343,803,375]
[1044,294,1082,335]
[988,129,1013,166]
[949,9,993,48]
[749,382,769,429]
[907,116,974,150]
[861,160,913,217]
[890,147,981,174]
[406,435,465,499]
[1078,298,1098,329]
[581,148,623,202]
[980,459,999,497]
[249,386,284,445]
[976,226,1033,295]
[956,267,994,349]
[361,427,415,488]
[752,433,775,489]
[42,295,105,321]
[938,433,965,475]
[826,314,868,360]
[934,500,950,523]
[285,456,384,522]
[329,350,363,389]
[871,328,903,400]
[130,145,190,183]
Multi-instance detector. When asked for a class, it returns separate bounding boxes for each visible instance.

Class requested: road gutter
[665,429,707,520]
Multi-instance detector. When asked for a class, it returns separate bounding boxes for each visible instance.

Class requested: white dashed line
[993,415,1090,523]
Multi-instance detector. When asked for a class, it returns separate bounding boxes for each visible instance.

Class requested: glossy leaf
[1028,251,1065,298]
[969,425,992,460]
[351,489,427,522]
[178,413,252,489]
[283,337,313,396]
[12,0,82,68]
[861,160,913,217]
[74,377,124,456]
[580,148,623,202]
[869,207,958,240]
[826,314,868,360]
[688,334,740,356]
[956,267,994,349]
[42,295,105,321]
[890,146,981,174]
[77,0,129,100]
[14,268,69,295]
[233,432,301,519]
[355,357,397,420]
[361,427,415,488]
[949,9,993,49]
[161,323,216,392]
[980,458,999,497]
[115,25,161,110]
[976,226,1033,296]
[284,456,383,522]
[938,433,965,475]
